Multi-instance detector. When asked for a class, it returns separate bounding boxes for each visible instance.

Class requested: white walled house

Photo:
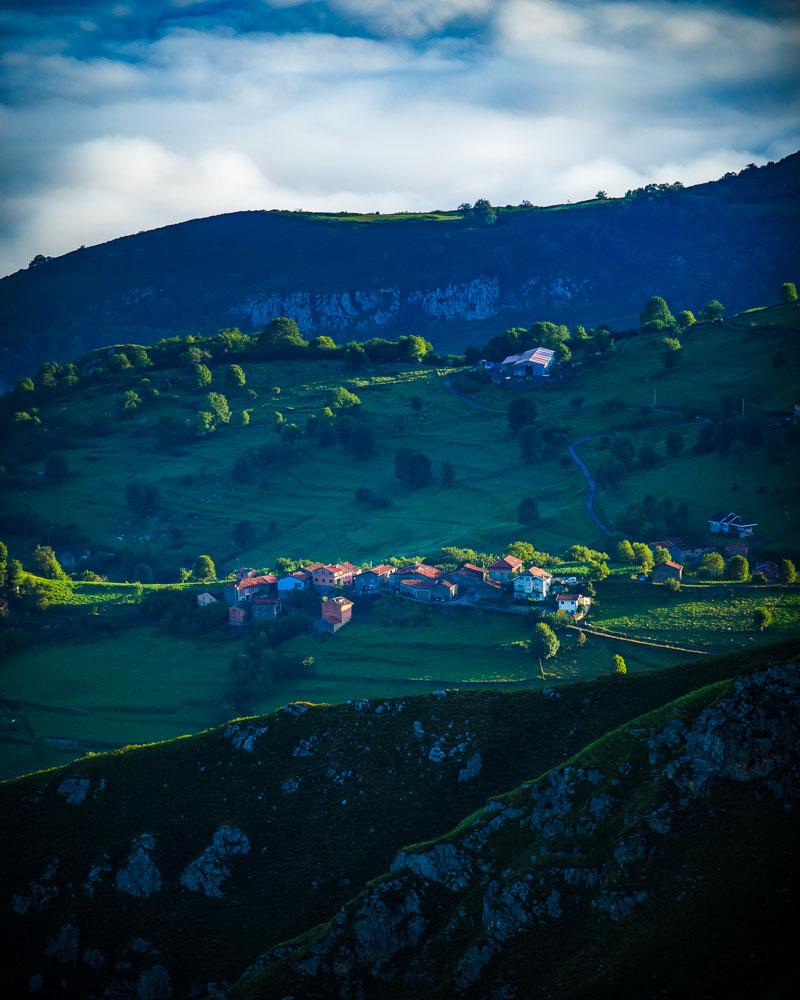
[556,593,591,616]
[513,566,553,600]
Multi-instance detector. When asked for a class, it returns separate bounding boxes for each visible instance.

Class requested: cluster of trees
[617,494,690,541]
[223,619,313,714]
[471,318,613,369]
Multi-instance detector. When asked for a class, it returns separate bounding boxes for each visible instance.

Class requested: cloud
[0,1,798,275]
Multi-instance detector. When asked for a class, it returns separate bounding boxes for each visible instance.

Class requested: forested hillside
[0,154,798,384]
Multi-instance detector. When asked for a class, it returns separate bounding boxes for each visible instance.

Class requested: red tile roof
[662,561,684,570]
[458,562,485,574]
[526,566,552,578]
[409,564,442,578]
[369,564,396,576]
[399,578,437,590]
[557,593,583,601]
[236,574,277,590]
[291,569,312,579]
[489,555,523,571]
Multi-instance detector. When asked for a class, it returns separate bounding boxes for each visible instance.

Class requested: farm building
[513,566,553,600]
[354,565,396,594]
[754,561,779,581]
[319,595,353,633]
[450,563,487,589]
[556,593,590,616]
[708,512,757,538]
[499,346,555,378]
[652,561,684,583]
[391,564,443,589]
[252,597,280,621]
[196,592,218,608]
[488,555,524,584]
[228,606,248,627]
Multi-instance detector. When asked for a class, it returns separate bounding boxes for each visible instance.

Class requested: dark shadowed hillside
[1,154,798,384]
[3,641,798,999]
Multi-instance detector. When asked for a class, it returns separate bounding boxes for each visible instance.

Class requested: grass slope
[234,663,800,1000]
[3,640,797,998]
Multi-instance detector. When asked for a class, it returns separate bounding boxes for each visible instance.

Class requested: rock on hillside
[1,154,798,383]
[233,664,800,1000]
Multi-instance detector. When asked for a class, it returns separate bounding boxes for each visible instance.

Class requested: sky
[0,0,798,277]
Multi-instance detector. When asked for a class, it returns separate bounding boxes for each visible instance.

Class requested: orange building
[320,595,353,632]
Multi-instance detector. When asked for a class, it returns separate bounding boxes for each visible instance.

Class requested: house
[513,566,553,600]
[225,574,278,605]
[312,563,360,590]
[398,578,437,601]
[652,561,684,583]
[450,563,487,590]
[556,593,590,616]
[228,605,248,627]
[319,595,353,633]
[277,570,311,594]
[354,565,396,594]
[252,597,280,621]
[488,555,524,584]
[754,561,779,581]
[196,592,218,608]
[499,346,555,378]
[708,512,757,538]
[235,566,259,581]
[391,563,443,588]
[431,579,458,602]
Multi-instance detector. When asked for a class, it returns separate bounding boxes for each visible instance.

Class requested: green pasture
[591,577,800,651]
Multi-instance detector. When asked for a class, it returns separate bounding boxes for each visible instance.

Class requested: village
[188,504,779,638]
[196,554,592,634]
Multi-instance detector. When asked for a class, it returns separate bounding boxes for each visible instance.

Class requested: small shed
[652,561,684,583]
[196,592,218,608]
[228,606,247,627]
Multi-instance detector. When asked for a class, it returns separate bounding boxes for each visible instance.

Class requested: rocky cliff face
[234,664,800,1000]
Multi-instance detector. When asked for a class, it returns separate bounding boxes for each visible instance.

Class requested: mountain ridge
[1,153,798,385]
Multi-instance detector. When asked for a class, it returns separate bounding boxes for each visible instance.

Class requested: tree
[0,540,7,589]
[32,544,66,580]
[665,430,684,457]
[699,552,725,578]
[616,539,635,563]
[780,282,798,304]
[125,480,160,517]
[610,436,635,468]
[44,451,69,484]
[207,392,231,424]
[660,336,682,370]
[233,520,257,548]
[518,425,538,463]
[472,198,497,226]
[532,622,559,660]
[192,363,213,390]
[398,335,433,363]
[701,299,724,322]
[595,190,608,199]
[121,389,141,414]
[394,449,432,488]
[260,317,307,353]
[779,559,797,584]
[663,577,681,593]
[344,342,367,368]
[236,409,251,429]
[725,554,750,581]
[613,654,627,675]
[518,497,539,525]
[632,542,654,574]
[653,545,671,565]
[192,554,216,582]
[753,607,772,632]
[225,364,246,390]
[7,559,24,593]
[676,310,696,330]
[577,630,587,647]
[507,397,537,435]
[310,335,337,351]
[639,296,674,332]
[195,410,216,437]
[328,386,361,410]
